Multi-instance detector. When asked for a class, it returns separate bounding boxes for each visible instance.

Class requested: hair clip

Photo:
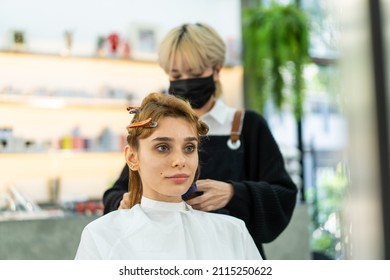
[127,106,140,114]
[127,118,158,130]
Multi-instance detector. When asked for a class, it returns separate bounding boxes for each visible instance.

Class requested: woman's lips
[167,174,189,184]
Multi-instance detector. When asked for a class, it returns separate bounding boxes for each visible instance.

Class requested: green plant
[242,3,310,120]
[306,162,349,259]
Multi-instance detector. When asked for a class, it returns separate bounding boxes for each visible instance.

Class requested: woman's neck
[193,97,215,117]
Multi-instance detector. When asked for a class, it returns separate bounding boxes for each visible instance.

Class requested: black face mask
[168,74,215,109]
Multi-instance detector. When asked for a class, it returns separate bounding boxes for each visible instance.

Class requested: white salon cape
[75,197,262,260]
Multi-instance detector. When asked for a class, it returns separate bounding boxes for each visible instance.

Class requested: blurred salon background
[0,0,389,260]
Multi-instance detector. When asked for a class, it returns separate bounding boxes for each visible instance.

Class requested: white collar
[140,196,191,212]
[201,99,231,125]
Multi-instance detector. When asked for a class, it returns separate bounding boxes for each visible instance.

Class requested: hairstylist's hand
[186,179,234,212]
[118,192,131,209]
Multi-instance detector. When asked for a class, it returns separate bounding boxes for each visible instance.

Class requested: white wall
[0,0,241,60]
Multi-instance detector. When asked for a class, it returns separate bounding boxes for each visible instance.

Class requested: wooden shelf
[0,49,238,67]
[0,151,125,203]
[0,50,158,65]
[0,94,132,109]
[0,148,124,161]
[0,150,123,156]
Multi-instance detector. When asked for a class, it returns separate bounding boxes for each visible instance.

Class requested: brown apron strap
[230,110,243,143]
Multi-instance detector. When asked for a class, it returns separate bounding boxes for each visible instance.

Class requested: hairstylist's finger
[185,191,207,206]
[195,179,213,190]
[118,192,131,209]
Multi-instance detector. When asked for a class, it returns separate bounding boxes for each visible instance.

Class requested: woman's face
[125,116,199,203]
[168,59,214,81]
[168,58,220,116]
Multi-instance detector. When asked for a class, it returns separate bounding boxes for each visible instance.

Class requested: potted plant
[242,2,310,120]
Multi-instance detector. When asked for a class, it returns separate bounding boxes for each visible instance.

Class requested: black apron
[187,110,245,215]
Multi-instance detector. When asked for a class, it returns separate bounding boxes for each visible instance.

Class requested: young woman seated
[75,92,261,260]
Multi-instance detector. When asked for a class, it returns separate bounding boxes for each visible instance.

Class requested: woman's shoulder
[84,206,141,234]
[192,209,247,230]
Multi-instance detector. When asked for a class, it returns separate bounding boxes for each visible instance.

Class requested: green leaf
[242,3,310,120]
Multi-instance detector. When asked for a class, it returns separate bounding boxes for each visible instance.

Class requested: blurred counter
[0,213,97,259]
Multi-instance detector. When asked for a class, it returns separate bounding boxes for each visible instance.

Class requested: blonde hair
[158,23,226,98]
[126,92,209,207]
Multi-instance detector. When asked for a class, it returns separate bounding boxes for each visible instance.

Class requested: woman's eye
[170,72,181,80]
[185,145,196,153]
[157,145,169,152]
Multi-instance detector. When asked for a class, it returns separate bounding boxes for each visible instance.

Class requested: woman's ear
[125,145,139,170]
[214,64,222,73]
[213,64,222,80]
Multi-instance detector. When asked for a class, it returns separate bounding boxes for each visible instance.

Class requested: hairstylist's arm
[102,165,129,213]
[186,179,234,211]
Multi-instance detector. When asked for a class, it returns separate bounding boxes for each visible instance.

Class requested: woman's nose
[179,73,191,79]
[172,152,186,168]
